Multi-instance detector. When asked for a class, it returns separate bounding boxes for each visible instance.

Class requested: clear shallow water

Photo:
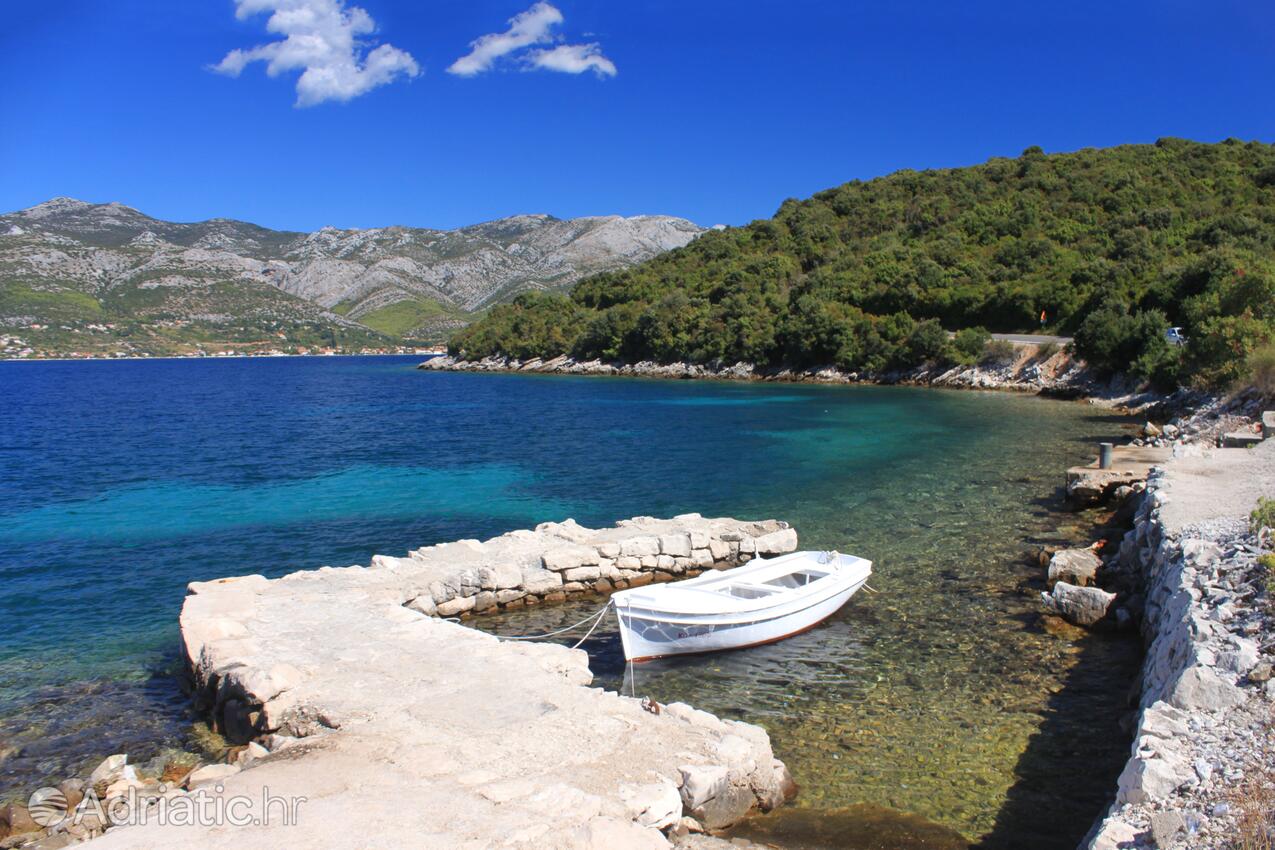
[0,356,1139,847]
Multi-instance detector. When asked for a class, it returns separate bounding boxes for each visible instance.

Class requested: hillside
[450,139,1275,389]
[0,199,703,357]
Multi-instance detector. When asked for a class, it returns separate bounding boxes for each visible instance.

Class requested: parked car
[1165,327,1187,346]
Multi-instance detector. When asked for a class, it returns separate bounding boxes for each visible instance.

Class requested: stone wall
[370,514,799,619]
[1084,463,1273,849]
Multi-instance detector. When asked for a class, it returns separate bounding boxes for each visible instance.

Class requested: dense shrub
[1248,343,1275,396]
[952,327,991,364]
[452,140,1275,387]
[981,338,1018,366]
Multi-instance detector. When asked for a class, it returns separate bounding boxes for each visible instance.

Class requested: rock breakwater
[69,515,799,849]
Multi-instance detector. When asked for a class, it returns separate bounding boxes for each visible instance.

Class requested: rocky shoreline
[2,516,800,849]
[418,348,1100,395]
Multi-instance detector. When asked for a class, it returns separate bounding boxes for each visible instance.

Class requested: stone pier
[88,515,799,850]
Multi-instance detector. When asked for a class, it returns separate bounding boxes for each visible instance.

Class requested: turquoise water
[0,356,1138,847]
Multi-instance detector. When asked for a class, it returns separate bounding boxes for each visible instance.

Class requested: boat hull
[614,573,868,662]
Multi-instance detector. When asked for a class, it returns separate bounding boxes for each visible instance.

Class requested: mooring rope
[568,605,611,649]
[495,601,612,642]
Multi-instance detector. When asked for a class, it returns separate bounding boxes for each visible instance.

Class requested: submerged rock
[1047,547,1102,587]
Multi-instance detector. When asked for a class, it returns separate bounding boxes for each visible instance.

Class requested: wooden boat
[611,550,872,662]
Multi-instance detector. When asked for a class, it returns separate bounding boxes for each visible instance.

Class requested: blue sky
[2,1,1273,232]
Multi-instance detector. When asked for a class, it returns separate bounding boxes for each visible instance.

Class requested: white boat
[610,550,872,662]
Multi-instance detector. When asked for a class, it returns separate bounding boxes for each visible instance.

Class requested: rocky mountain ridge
[0,198,703,351]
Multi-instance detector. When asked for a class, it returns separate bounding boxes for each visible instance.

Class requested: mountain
[449,138,1275,389]
[0,198,704,357]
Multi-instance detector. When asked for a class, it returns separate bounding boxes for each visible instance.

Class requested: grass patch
[0,282,102,319]
[357,298,457,337]
[1254,498,1275,535]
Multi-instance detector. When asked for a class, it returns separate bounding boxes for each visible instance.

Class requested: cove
[0,355,1139,848]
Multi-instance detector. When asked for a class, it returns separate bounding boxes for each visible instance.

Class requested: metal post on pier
[1098,442,1113,470]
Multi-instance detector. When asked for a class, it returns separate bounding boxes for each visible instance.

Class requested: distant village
[0,320,446,360]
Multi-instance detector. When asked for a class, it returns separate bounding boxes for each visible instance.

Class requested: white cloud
[214,0,420,107]
[528,43,616,78]
[447,2,562,76]
[448,2,616,79]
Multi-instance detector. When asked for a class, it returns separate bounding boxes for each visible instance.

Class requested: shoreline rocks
[419,351,1097,396]
[77,515,799,850]
[1082,435,1275,849]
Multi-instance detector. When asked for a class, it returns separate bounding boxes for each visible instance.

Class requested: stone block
[542,545,599,571]
[406,596,436,617]
[437,595,477,617]
[754,528,798,555]
[1166,665,1244,711]
[1221,431,1262,449]
[478,562,522,591]
[522,570,564,595]
[678,765,730,809]
[658,534,691,557]
[620,536,661,557]
[563,566,601,582]
[1117,753,1187,804]
[708,539,731,562]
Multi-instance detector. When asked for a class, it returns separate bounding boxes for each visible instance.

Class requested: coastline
[0,351,439,364]
[417,351,1187,413]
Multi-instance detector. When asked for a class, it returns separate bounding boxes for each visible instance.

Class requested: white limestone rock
[678,765,730,810]
[658,534,691,557]
[1041,582,1116,627]
[1047,548,1102,587]
[185,764,241,790]
[753,528,798,555]
[1166,665,1244,711]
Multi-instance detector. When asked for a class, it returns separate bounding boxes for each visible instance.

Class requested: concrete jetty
[88,515,799,849]
[1066,445,1173,506]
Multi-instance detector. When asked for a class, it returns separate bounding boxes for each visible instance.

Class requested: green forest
[450,138,1275,389]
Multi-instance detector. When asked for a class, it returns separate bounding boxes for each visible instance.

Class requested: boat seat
[728,581,787,594]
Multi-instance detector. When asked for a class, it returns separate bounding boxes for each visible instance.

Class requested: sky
[2,0,1273,232]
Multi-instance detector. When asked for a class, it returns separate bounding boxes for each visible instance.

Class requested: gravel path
[1160,438,1275,533]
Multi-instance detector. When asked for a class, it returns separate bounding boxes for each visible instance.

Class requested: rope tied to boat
[494,601,612,645]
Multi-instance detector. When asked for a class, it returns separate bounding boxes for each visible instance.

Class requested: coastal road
[991,333,1072,345]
